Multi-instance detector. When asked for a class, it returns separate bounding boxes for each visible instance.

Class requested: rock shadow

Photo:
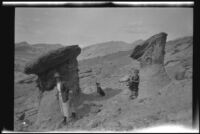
[73,88,122,119]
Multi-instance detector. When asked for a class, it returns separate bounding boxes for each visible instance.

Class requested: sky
[15,8,193,47]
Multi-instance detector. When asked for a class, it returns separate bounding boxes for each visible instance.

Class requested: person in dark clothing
[127,69,140,99]
[96,82,105,96]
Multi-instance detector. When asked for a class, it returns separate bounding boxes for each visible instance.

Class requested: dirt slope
[14,36,193,132]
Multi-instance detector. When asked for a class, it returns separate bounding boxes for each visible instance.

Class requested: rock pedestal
[130,33,171,98]
[24,45,81,130]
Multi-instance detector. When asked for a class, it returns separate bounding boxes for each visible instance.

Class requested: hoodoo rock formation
[130,32,171,98]
[24,45,81,130]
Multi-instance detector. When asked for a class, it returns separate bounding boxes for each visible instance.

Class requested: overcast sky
[15,8,193,47]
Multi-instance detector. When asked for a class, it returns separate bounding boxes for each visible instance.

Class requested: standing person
[36,77,44,106]
[127,69,140,100]
[54,72,70,125]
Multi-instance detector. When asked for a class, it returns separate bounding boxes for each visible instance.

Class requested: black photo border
[1,0,199,132]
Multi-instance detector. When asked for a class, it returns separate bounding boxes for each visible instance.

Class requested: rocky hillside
[14,40,143,72]
[15,42,63,72]
[164,36,193,81]
[78,40,143,61]
[14,35,193,132]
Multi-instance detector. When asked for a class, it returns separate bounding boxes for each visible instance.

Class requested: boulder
[24,45,81,75]
[23,45,81,130]
[24,45,81,92]
[130,32,171,98]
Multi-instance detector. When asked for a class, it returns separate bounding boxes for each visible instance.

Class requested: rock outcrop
[24,45,81,130]
[130,32,171,98]
[24,45,81,92]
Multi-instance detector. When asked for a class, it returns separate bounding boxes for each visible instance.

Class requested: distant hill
[78,40,144,61]
[15,42,63,72]
[15,41,63,54]
[14,36,192,73]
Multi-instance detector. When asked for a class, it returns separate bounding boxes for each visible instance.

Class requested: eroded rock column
[24,45,81,130]
[130,33,171,98]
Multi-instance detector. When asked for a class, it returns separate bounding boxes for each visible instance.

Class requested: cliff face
[130,33,171,98]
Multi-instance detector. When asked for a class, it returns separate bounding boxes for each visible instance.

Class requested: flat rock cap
[24,45,81,75]
[130,32,167,59]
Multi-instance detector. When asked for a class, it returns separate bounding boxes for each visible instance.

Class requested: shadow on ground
[73,88,122,119]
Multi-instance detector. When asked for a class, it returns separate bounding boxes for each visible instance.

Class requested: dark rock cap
[24,45,81,75]
[130,32,167,59]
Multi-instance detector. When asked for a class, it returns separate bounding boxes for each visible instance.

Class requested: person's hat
[54,72,61,78]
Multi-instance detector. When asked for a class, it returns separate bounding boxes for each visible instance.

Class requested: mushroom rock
[24,45,81,93]
[24,45,81,130]
[130,32,171,98]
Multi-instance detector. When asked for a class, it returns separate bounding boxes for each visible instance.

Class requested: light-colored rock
[130,32,171,98]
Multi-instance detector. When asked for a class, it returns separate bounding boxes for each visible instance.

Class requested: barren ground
[14,36,193,132]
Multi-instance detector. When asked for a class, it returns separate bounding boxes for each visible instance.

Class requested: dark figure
[127,69,140,99]
[36,78,44,106]
[96,82,105,96]
[18,112,25,121]
[54,72,70,126]
[71,112,76,120]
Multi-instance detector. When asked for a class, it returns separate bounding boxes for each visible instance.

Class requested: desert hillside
[15,42,63,72]
[78,40,143,61]
[14,40,142,83]
[14,35,193,131]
